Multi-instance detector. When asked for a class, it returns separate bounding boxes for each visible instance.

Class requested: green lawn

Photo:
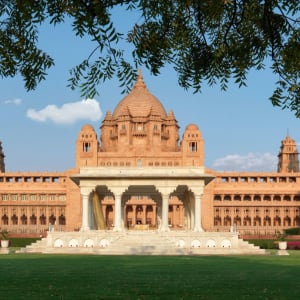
[0,252,300,299]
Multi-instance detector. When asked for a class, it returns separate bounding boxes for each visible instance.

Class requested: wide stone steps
[16,230,267,255]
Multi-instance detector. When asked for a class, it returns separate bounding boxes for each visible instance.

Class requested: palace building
[1,73,299,238]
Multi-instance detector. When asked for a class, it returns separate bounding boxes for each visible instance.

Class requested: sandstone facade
[0,74,299,236]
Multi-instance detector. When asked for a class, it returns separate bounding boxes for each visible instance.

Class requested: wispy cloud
[212,152,277,172]
[2,98,22,105]
[26,99,102,124]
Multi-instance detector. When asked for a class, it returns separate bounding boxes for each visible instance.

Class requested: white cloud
[2,98,22,105]
[212,152,277,172]
[26,98,102,124]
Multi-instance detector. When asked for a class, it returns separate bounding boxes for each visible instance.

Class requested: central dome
[113,73,167,118]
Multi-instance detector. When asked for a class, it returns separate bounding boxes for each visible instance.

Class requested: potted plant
[0,229,10,248]
[276,230,287,250]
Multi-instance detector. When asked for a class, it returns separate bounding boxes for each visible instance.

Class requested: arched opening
[40,214,46,225]
[214,216,221,226]
[49,214,56,225]
[264,216,271,226]
[59,214,66,225]
[243,216,251,226]
[224,215,231,226]
[1,214,8,225]
[274,216,281,226]
[11,214,18,225]
[30,214,37,225]
[234,216,241,226]
[254,216,261,226]
[284,216,291,226]
[294,216,300,226]
[21,214,27,225]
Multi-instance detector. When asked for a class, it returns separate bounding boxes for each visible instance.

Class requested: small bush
[9,238,41,248]
[246,239,278,249]
[284,227,300,235]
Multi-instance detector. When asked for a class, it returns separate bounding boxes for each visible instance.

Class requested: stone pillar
[161,194,170,232]
[143,205,147,225]
[81,191,90,231]
[152,205,157,227]
[132,205,137,226]
[113,194,122,231]
[193,194,204,232]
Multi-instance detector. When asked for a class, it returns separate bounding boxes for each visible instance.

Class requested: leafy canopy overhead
[0,1,299,116]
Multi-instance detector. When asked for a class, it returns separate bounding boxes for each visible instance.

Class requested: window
[1,194,8,201]
[58,195,66,201]
[83,142,91,152]
[20,194,27,201]
[49,194,56,201]
[30,194,37,201]
[11,194,18,201]
[189,142,197,152]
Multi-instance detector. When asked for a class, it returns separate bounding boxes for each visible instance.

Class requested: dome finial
[134,69,146,89]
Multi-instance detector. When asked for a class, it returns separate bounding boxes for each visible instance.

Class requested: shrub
[283,227,300,235]
[246,239,278,249]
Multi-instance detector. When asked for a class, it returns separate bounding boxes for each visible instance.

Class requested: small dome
[113,72,167,119]
[186,124,200,131]
[81,124,95,132]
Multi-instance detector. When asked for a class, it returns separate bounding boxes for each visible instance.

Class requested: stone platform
[17,230,267,255]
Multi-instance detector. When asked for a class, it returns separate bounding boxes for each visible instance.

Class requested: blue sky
[0,15,299,173]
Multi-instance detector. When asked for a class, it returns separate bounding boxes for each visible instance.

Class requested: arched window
[21,214,27,225]
[224,216,231,226]
[49,214,56,225]
[254,216,261,226]
[1,214,8,225]
[58,215,66,225]
[11,214,18,225]
[30,215,37,225]
[40,214,46,225]
[264,216,271,226]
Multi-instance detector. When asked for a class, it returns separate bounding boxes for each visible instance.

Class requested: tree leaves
[0,0,299,117]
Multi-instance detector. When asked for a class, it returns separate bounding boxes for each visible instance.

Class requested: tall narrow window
[189,142,197,152]
[83,142,91,152]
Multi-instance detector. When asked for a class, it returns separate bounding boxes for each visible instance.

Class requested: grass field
[0,251,300,299]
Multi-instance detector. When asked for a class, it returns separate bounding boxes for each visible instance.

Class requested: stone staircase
[16,237,48,254]
[16,230,268,255]
[94,231,188,255]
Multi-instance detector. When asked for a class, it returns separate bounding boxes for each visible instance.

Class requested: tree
[0,1,299,116]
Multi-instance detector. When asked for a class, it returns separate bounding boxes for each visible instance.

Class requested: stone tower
[277,135,299,172]
[0,141,5,172]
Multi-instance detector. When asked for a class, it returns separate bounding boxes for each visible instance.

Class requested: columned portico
[72,167,213,233]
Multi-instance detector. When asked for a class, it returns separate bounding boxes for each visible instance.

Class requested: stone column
[132,205,137,226]
[161,194,170,232]
[81,191,91,231]
[152,205,156,227]
[113,194,122,231]
[143,205,147,225]
[194,194,204,232]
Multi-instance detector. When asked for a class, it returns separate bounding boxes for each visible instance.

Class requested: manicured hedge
[284,227,300,235]
[246,239,278,249]
[8,238,41,248]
